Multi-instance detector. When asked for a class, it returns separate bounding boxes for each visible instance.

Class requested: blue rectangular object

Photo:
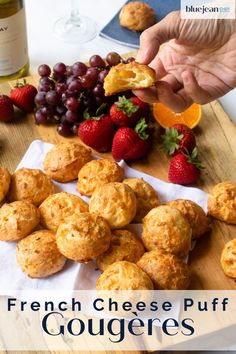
[100,0,180,48]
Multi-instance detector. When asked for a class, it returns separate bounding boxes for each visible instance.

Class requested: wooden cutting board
[0,75,236,293]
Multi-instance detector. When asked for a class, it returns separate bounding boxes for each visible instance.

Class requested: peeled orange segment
[152,103,202,129]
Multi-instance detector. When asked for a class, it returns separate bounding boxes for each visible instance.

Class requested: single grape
[53,62,66,76]
[61,92,69,104]
[95,96,105,106]
[89,55,106,68]
[68,79,83,93]
[38,64,51,77]
[38,83,51,92]
[106,52,121,66]
[82,95,94,108]
[56,105,67,116]
[126,57,135,63]
[80,75,96,89]
[57,122,73,137]
[71,123,79,135]
[35,92,47,105]
[56,83,67,95]
[46,91,60,106]
[86,67,99,81]
[34,110,48,125]
[39,76,51,85]
[66,66,73,77]
[93,83,105,97]
[38,77,55,92]
[65,110,78,123]
[97,69,109,83]
[72,62,87,76]
[66,76,76,86]
[65,97,80,111]
[41,105,55,117]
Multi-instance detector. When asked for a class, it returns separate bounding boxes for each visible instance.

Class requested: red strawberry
[130,96,149,116]
[10,80,37,113]
[110,96,148,127]
[112,118,149,161]
[0,95,14,122]
[78,114,116,152]
[163,124,196,155]
[168,148,204,185]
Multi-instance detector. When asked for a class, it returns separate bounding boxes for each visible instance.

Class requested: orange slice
[152,103,202,129]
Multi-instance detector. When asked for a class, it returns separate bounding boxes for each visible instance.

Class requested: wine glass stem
[70,0,81,24]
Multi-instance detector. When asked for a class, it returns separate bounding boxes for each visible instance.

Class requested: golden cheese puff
[16,230,66,278]
[119,1,156,31]
[77,159,124,197]
[0,167,11,203]
[208,181,236,224]
[221,239,236,278]
[123,178,160,223]
[0,201,40,242]
[56,213,111,263]
[89,182,137,229]
[104,62,156,96]
[43,141,91,182]
[8,168,55,206]
[96,261,154,290]
[137,250,190,290]
[39,192,88,232]
[167,199,209,239]
[97,229,145,271]
[142,205,192,257]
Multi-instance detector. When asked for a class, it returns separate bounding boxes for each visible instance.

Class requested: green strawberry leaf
[162,127,184,155]
[184,147,205,170]
[134,118,149,140]
[115,96,139,117]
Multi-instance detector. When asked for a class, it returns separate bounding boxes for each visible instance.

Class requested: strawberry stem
[115,96,139,117]
[162,127,184,155]
[134,118,149,140]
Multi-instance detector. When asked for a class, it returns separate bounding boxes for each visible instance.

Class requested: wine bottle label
[0,8,28,76]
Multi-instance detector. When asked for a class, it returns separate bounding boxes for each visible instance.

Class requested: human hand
[133,11,236,112]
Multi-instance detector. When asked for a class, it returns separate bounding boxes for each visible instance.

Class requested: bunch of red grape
[34,52,135,137]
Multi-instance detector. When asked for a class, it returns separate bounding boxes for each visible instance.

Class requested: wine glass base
[53,15,97,43]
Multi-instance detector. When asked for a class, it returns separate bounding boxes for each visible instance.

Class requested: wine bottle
[0,0,29,82]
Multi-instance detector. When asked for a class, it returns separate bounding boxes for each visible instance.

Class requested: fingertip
[132,87,158,104]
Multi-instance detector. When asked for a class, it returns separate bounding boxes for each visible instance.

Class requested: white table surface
[25,0,236,124]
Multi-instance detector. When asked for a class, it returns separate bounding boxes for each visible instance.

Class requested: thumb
[136,11,181,64]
